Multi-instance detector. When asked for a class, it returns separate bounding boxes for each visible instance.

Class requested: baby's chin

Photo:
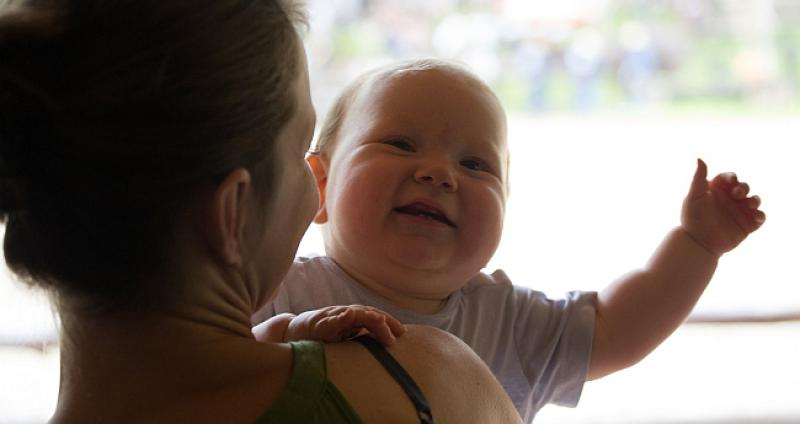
[384,242,484,271]
[380,262,477,298]
[376,286,456,315]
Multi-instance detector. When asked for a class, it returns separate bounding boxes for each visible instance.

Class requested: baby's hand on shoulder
[681,159,766,256]
[284,305,406,346]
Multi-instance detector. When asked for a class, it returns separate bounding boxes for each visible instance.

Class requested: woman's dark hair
[0,0,306,313]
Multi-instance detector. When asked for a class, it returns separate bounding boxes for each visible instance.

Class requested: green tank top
[254,340,363,424]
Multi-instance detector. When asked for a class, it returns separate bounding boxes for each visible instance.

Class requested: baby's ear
[307,154,329,224]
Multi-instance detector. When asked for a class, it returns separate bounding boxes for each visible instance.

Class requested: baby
[252,59,765,422]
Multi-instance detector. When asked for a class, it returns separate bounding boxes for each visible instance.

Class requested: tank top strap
[255,341,362,423]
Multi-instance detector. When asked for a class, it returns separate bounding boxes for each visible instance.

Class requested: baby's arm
[589,159,765,380]
[252,305,406,346]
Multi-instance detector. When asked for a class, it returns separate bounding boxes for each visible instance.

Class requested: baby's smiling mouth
[394,202,455,227]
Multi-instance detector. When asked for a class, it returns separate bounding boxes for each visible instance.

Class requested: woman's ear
[307,154,329,224]
[208,168,252,266]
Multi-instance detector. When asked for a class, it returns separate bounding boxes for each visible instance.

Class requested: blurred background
[2,0,798,422]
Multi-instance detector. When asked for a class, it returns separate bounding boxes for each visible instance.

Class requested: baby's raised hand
[264,305,406,346]
[681,159,766,257]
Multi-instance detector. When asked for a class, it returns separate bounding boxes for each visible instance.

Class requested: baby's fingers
[709,172,738,193]
[354,309,405,346]
[741,195,766,230]
[712,187,766,233]
[747,195,761,210]
[752,209,766,227]
[731,182,750,200]
[687,159,709,199]
[360,306,406,338]
[710,172,756,204]
[334,308,402,346]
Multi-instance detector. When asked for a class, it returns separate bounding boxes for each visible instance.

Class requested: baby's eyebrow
[468,139,504,158]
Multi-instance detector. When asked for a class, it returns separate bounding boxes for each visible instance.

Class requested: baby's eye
[383,138,415,152]
[460,157,492,173]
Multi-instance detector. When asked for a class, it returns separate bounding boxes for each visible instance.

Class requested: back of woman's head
[0,0,306,313]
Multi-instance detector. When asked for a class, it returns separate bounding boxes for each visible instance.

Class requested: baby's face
[318,69,509,301]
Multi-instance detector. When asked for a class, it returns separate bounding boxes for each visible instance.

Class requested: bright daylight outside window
[1,1,798,423]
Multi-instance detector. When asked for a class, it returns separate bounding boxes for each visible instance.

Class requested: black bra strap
[353,335,434,424]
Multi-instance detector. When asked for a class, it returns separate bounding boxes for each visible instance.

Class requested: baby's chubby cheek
[459,195,505,266]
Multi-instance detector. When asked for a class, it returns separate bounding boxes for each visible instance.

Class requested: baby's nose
[414,165,457,191]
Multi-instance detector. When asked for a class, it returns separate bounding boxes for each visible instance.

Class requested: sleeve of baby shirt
[510,284,597,410]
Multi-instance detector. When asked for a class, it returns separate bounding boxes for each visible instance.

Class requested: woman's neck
[57,307,246,389]
[52,269,285,422]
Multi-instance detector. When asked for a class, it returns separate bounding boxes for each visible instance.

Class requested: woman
[0,0,520,422]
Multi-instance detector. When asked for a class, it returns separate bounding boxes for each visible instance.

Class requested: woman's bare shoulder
[325,325,522,424]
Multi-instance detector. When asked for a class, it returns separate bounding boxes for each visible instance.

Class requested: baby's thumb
[687,158,708,199]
